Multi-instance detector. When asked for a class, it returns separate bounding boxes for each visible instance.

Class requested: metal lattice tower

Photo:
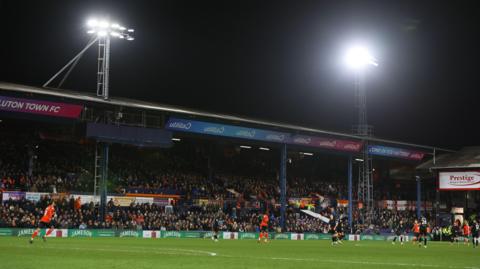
[96,35,110,99]
[352,70,374,223]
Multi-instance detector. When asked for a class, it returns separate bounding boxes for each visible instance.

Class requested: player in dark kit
[451,219,461,245]
[329,215,338,246]
[471,219,480,248]
[418,217,428,248]
[211,218,220,242]
[392,220,406,245]
[335,220,345,244]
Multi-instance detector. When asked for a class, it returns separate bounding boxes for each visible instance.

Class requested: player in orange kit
[412,220,420,245]
[258,212,269,243]
[29,201,55,244]
[463,221,471,246]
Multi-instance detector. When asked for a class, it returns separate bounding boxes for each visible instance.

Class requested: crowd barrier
[0,228,423,241]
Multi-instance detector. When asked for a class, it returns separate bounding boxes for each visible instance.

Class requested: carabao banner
[290,135,362,152]
[166,117,291,143]
[166,117,362,153]
[368,145,425,161]
[0,95,83,118]
[439,171,480,190]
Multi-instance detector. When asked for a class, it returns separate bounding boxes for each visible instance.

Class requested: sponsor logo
[305,234,319,240]
[97,231,115,237]
[71,230,93,237]
[410,153,424,160]
[163,231,181,238]
[184,232,201,238]
[120,231,139,237]
[265,134,285,142]
[204,126,225,134]
[293,136,311,144]
[236,129,256,138]
[274,233,289,240]
[448,174,480,186]
[168,121,192,130]
[343,143,361,150]
[17,229,35,237]
[203,232,214,238]
[318,140,336,148]
[240,233,257,239]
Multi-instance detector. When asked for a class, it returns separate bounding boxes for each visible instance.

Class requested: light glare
[87,19,98,27]
[98,20,110,28]
[344,46,378,69]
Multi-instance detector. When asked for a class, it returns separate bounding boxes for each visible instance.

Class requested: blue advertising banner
[166,117,290,143]
[368,145,424,161]
[166,117,363,152]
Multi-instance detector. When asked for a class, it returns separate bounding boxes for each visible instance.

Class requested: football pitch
[0,237,478,269]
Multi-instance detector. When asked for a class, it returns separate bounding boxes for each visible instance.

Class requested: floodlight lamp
[97,31,107,37]
[98,20,110,28]
[87,19,98,27]
[126,36,134,41]
[344,46,378,70]
[87,30,96,34]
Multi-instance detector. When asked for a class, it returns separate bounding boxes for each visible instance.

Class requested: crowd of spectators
[0,129,443,234]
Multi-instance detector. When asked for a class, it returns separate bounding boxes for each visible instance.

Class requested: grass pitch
[0,237,478,269]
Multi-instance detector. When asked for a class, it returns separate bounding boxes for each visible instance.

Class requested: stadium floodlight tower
[85,18,134,220]
[86,18,134,100]
[344,45,378,224]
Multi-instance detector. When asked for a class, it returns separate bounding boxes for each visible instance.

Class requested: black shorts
[414,232,419,238]
[329,229,337,235]
[419,228,427,236]
[474,232,480,238]
[213,227,219,233]
[261,225,268,232]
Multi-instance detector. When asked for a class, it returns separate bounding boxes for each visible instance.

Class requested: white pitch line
[16,245,217,257]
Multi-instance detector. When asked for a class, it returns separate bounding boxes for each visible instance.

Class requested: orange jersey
[40,205,55,223]
[260,214,269,227]
[463,225,470,235]
[413,223,420,233]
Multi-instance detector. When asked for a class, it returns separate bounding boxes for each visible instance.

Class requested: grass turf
[0,237,478,269]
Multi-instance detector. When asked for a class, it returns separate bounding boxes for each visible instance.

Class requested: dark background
[1,0,479,149]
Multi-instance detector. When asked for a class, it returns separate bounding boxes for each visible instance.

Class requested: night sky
[1,1,479,149]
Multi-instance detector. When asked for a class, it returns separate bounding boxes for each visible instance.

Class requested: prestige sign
[0,95,83,118]
[439,171,480,190]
